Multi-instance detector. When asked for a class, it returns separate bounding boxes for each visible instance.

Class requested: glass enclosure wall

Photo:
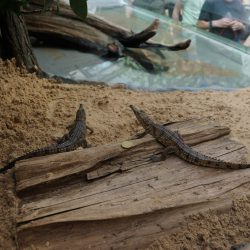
[35,1,250,91]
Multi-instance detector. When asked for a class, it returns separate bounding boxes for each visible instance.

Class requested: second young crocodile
[130,105,250,170]
[0,104,92,174]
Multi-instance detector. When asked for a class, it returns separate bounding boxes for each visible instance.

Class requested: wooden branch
[141,39,191,50]
[34,1,134,39]
[57,5,191,51]
[120,19,159,47]
[25,2,191,53]
[27,1,134,40]
[23,1,191,74]
[24,13,115,55]
[162,39,192,51]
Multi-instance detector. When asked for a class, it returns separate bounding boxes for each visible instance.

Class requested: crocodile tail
[0,161,16,174]
[0,146,53,174]
[0,147,49,174]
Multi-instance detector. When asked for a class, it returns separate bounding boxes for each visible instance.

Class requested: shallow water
[34,3,250,91]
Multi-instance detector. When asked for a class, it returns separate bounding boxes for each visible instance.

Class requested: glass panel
[35,1,250,91]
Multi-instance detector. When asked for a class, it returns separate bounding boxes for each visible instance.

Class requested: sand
[148,197,250,250]
[0,59,249,249]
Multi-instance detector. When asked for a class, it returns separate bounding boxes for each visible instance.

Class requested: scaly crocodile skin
[130,105,250,170]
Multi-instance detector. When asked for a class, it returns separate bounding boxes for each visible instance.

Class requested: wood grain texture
[16,119,250,250]
[15,119,229,195]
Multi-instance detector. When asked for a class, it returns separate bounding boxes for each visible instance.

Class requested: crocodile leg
[66,123,74,131]
[77,138,89,148]
[151,145,176,162]
[56,122,75,144]
[174,130,184,142]
[130,105,250,170]
[87,126,94,134]
[131,130,148,140]
[56,134,69,144]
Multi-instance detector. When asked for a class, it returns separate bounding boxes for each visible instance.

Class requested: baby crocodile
[0,104,92,174]
[130,105,250,170]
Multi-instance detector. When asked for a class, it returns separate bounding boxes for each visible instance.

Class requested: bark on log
[56,5,191,50]
[29,0,134,39]
[23,1,191,72]
[58,6,134,40]
[24,13,116,55]
[15,119,250,250]
[119,19,160,47]
[14,118,230,196]
[0,10,40,73]
[22,2,192,73]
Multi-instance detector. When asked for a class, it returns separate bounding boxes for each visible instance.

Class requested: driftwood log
[23,1,191,72]
[15,119,250,249]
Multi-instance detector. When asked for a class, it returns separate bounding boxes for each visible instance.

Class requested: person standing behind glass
[172,0,205,26]
[164,0,176,17]
[197,0,248,42]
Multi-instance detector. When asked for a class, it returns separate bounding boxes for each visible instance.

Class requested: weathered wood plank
[87,133,239,181]
[15,119,229,195]
[19,199,236,250]
[15,143,125,194]
[16,126,249,227]
[18,149,250,227]
[17,193,250,250]
[16,119,250,250]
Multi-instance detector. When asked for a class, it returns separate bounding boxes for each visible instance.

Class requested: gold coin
[121,141,134,149]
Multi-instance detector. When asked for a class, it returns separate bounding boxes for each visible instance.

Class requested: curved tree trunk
[0,10,40,73]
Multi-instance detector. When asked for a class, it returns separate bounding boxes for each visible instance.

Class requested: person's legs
[166,3,175,17]
[168,3,182,20]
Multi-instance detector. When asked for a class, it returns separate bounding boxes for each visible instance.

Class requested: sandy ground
[148,197,250,250]
[0,59,250,249]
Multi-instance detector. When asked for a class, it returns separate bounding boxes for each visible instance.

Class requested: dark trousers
[165,3,175,17]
